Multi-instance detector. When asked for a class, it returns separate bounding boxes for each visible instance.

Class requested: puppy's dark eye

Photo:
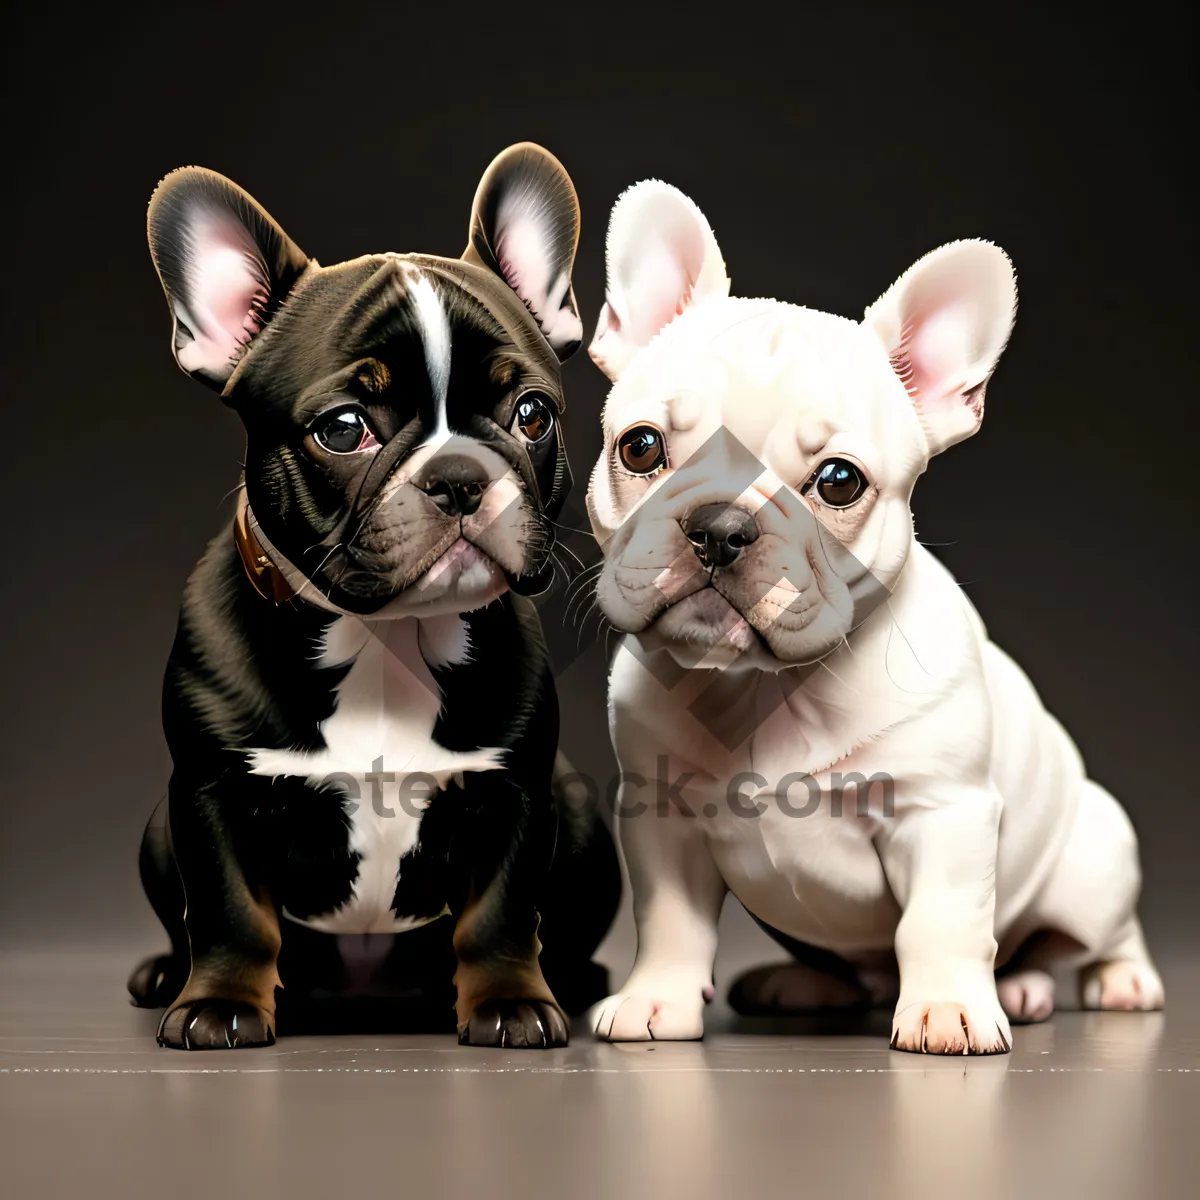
[511,393,555,444]
[312,409,378,455]
[617,425,668,476]
[809,458,868,508]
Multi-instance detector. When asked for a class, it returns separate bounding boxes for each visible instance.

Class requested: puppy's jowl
[585,182,1163,1053]
[129,144,619,1050]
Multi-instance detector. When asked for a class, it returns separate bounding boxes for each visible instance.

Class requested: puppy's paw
[997,968,1056,1024]
[458,999,570,1049]
[127,954,187,1009]
[1080,959,1165,1011]
[590,989,707,1041]
[891,980,1012,1055]
[157,999,275,1050]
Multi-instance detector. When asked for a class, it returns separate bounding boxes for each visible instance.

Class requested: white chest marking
[247,615,503,934]
[410,272,453,439]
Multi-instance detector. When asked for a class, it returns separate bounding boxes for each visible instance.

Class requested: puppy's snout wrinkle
[415,454,490,518]
[681,503,760,569]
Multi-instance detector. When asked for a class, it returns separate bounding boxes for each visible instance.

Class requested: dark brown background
[1,1,1195,961]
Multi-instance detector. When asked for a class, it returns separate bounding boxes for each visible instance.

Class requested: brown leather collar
[234,491,295,604]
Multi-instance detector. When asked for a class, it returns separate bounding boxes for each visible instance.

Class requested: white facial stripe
[410,272,452,438]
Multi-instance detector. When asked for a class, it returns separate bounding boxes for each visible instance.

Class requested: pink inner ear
[197,240,264,344]
[177,218,268,376]
[621,236,695,344]
[902,300,977,401]
[497,213,551,317]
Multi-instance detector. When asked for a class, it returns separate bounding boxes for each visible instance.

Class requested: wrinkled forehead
[230,253,561,415]
[604,300,909,450]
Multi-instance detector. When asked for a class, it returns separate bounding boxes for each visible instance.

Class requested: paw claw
[157,999,275,1050]
[459,999,569,1049]
[891,992,1012,1055]
[590,990,705,1042]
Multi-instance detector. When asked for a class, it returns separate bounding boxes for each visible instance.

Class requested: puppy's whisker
[566,559,603,588]
[573,593,599,631]
[552,538,588,575]
[565,561,604,603]
[308,542,345,580]
[566,574,602,624]
[567,595,596,628]
[219,480,247,507]
[547,550,568,593]
[815,656,859,694]
[286,543,347,609]
[566,590,602,624]
[549,546,581,590]
[548,518,599,539]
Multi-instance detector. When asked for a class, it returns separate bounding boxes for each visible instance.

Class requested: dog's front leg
[877,787,1012,1054]
[451,776,570,1049]
[591,788,726,1041]
[156,780,281,1050]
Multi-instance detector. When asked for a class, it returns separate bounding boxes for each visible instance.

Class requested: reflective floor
[2,949,1197,1199]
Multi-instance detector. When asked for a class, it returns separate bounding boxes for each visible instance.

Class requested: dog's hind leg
[1020,780,1164,1013]
[127,796,190,1009]
[728,910,894,1015]
[728,962,871,1014]
[1080,916,1165,1011]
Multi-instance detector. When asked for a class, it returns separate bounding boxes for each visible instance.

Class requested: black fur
[130,146,618,1049]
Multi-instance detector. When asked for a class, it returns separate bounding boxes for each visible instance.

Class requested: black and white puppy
[128,144,619,1050]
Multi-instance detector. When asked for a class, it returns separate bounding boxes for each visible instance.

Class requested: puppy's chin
[649,589,766,670]
[644,588,856,673]
[372,539,509,618]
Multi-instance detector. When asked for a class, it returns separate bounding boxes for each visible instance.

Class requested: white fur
[410,272,453,439]
[247,615,502,934]
[589,179,730,381]
[416,611,473,668]
[585,183,1163,1052]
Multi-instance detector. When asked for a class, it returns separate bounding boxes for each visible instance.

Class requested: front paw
[590,986,708,1042]
[458,999,570,1049]
[157,999,276,1050]
[891,979,1012,1055]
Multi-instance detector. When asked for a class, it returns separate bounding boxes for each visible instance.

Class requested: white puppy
[584,181,1163,1054]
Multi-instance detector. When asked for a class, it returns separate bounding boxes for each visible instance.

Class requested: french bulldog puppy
[128,144,619,1050]
[584,181,1163,1053]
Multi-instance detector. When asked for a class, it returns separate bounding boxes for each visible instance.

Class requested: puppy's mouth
[421,536,506,590]
[386,534,509,612]
[651,586,764,655]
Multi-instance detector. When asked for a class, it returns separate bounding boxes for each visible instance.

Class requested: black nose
[682,503,760,569]
[417,456,489,518]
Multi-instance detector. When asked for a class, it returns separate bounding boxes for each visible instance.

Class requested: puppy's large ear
[589,181,730,381]
[462,143,582,362]
[147,168,309,392]
[864,240,1017,455]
